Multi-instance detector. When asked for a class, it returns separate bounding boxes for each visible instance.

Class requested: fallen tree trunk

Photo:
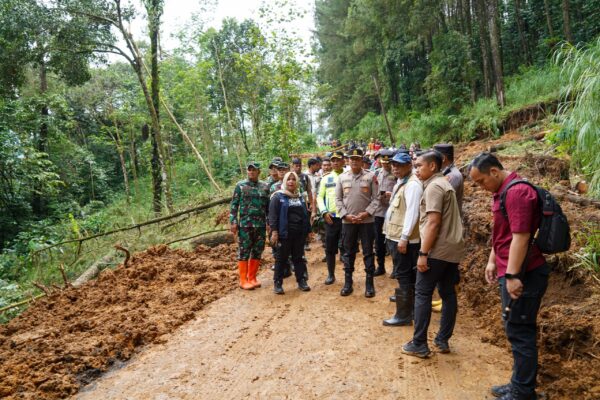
[72,251,116,288]
[553,192,600,210]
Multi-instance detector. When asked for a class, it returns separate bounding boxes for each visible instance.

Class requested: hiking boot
[433,339,450,354]
[365,275,375,298]
[491,384,511,398]
[297,279,311,292]
[273,280,284,295]
[401,340,431,359]
[497,390,538,400]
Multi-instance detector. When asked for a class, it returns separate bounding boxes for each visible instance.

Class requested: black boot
[383,287,412,326]
[273,280,284,295]
[373,263,386,276]
[324,254,336,285]
[365,275,375,298]
[297,279,311,291]
[340,272,353,296]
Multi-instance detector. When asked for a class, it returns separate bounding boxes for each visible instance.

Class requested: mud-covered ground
[0,244,240,399]
[1,131,599,399]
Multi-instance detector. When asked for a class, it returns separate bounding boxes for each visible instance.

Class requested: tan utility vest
[383,174,421,242]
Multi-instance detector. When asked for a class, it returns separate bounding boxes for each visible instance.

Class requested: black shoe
[373,266,386,276]
[383,288,412,326]
[401,340,431,359]
[365,276,375,298]
[273,281,284,295]
[324,275,335,285]
[297,279,311,291]
[491,384,511,398]
[433,339,450,354]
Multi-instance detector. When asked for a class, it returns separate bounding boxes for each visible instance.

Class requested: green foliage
[556,37,600,195]
[425,32,473,114]
[570,223,600,280]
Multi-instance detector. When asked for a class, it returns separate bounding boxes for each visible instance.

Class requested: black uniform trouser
[374,216,386,269]
[274,231,308,283]
[325,217,343,256]
[341,222,375,275]
[500,263,549,397]
[387,240,419,288]
[413,258,459,346]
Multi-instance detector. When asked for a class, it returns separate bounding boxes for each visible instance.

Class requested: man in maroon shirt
[470,152,549,400]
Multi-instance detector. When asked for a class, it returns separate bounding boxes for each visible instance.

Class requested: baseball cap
[390,152,412,165]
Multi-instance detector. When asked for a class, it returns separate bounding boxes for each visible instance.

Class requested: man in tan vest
[402,150,464,358]
[382,152,423,326]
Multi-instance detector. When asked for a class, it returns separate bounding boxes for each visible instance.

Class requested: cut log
[190,231,235,248]
[72,251,116,288]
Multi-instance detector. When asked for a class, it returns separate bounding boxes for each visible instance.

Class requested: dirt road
[76,247,511,400]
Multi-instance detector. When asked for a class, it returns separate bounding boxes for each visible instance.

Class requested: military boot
[365,275,375,298]
[340,272,353,296]
[324,253,336,285]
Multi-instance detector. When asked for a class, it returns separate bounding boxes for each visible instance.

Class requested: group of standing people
[230,142,549,400]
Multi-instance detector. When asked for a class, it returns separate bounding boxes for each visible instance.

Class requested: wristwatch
[418,250,429,257]
[504,273,519,280]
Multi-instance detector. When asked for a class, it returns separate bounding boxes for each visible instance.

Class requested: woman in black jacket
[269,171,311,294]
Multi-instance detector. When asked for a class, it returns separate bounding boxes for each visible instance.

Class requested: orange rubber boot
[248,259,262,289]
[238,261,254,290]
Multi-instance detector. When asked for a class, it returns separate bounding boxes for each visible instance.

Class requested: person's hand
[324,213,333,225]
[270,231,279,246]
[397,239,408,255]
[417,255,429,272]
[310,212,317,225]
[355,212,369,222]
[484,262,497,284]
[506,278,523,300]
[230,223,238,235]
[344,215,357,224]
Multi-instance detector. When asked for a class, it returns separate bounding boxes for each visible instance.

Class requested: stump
[190,231,235,248]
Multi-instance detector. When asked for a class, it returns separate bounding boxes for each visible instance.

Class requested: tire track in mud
[76,244,512,400]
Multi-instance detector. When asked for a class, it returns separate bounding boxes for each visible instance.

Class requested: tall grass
[556,37,600,196]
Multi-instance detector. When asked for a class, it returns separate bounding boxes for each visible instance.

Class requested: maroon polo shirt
[492,172,546,277]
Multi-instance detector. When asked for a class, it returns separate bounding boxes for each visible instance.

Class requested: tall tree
[562,0,573,42]
[486,0,505,107]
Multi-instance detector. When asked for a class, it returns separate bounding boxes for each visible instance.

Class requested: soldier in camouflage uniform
[230,161,270,290]
[267,157,283,188]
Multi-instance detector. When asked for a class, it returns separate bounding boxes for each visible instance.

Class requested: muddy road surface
[76,248,511,400]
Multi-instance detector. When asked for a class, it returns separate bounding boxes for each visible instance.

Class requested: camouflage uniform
[230,179,270,260]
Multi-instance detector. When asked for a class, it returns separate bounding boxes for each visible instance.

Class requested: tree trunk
[475,0,492,98]
[514,0,532,65]
[372,74,395,146]
[486,0,505,107]
[148,0,173,214]
[110,116,130,204]
[562,0,573,43]
[543,0,554,36]
[33,62,49,218]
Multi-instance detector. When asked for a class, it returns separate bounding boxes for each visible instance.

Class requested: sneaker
[491,384,511,398]
[401,340,431,359]
[433,339,450,354]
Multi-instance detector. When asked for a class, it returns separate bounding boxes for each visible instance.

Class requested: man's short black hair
[308,158,319,167]
[471,152,504,174]
[292,157,302,165]
[419,150,443,171]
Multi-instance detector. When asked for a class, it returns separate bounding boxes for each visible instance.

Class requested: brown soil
[0,244,240,399]
[457,145,600,400]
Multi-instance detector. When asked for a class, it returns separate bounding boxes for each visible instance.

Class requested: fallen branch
[32,281,51,296]
[114,244,131,267]
[553,192,600,210]
[72,251,116,288]
[32,197,231,256]
[165,229,229,246]
[0,294,45,314]
[58,263,70,287]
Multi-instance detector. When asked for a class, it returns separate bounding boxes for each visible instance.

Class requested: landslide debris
[0,243,239,400]
[456,141,600,400]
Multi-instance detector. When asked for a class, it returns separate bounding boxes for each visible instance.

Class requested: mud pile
[0,243,239,400]
[457,150,600,400]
